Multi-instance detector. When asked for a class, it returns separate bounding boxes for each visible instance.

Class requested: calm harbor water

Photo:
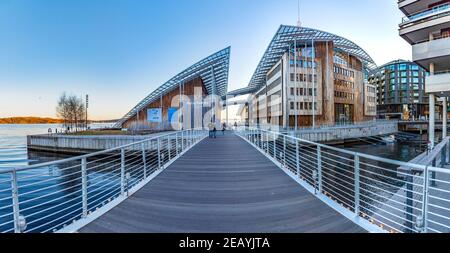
[337,140,424,162]
[0,124,116,233]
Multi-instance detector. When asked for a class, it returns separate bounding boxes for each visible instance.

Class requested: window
[290,87,294,96]
[290,102,295,110]
[399,64,407,71]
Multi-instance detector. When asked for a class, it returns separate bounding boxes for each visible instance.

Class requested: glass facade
[368,60,428,119]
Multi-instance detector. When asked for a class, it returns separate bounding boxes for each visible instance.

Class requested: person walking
[212,125,217,139]
[222,122,226,135]
[234,122,238,130]
[208,122,214,138]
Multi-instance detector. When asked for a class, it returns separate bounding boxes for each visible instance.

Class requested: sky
[0,0,412,120]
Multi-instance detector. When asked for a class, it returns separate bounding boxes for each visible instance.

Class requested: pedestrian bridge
[79,134,363,233]
[1,129,450,233]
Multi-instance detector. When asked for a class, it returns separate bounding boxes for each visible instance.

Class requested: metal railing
[0,129,207,233]
[252,119,398,133]
[401,4,450,24]
[237,128,450,233]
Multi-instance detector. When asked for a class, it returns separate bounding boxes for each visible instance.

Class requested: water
[338,140,424,162]
[0,124,118,233]
[0,124,113,170]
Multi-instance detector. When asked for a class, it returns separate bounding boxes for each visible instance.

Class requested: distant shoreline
[0,117,117,125]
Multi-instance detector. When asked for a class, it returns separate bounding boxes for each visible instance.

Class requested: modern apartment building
[399,0,450,146]
[368,60,428,120]
[234,25,377,128]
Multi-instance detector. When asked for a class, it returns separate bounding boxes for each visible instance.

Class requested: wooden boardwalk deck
[79,133,365,233]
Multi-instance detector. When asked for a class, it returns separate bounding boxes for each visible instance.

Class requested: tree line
[56,93,87,132]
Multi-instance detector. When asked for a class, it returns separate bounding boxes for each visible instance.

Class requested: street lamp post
[85,94,89,130]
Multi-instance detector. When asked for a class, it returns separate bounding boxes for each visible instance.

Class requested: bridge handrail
[254,119,399,133]
[237,127,450,233]
[0,129,208,233]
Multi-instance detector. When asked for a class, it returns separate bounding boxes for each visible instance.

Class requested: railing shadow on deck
[237,128,450,233]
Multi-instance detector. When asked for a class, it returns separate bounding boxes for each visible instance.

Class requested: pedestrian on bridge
[222,122,226,135]
[208,122,215,138]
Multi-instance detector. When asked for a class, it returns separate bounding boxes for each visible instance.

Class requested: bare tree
[56,93,86,132]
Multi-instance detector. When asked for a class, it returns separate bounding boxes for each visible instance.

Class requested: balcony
[425,71,450,96]
[398,0,420,15]
[399,4,450,43]
[413,36,450,68]
[399,0,450,16]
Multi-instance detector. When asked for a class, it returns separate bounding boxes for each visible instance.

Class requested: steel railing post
[167,135,171,161]
[81,157,88,218]
[176,132,179,156]
[283,135,286,167]
[187,129,191,147]
[441,147,446,167]
[354,153,360,216]
[448,138,450,163]
[181,131,184,150]
[421,166,430,233]
[265,132,269,154]
[296,139,300,177]
[406,170,414,232]
[431,158,437,187]
[273,132,276,158]
[120,148,125,195]
[260,130,263,149]
[317,146,322,194]
[11,171,21,233]
[157,138,162,170]
[141,142,147,179]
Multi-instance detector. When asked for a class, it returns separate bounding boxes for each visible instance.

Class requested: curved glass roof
[115,47,230,127]
[246,25,377,91]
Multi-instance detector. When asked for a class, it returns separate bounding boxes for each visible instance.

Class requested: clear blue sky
[0,0,411,120]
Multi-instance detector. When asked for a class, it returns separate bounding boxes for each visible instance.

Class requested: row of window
[290,87,318,97]
[334,91,355,101]
[367,96,376,103]
[388,71,421,78]
[367,86,376,93]
[335,80,354,90]
[366,106,376,113]
[290,102,318,111]
[289,60,317,69]
[334,66,355,78]
[387,83,423,91]
[387,77,422,84]
[289,73,317,83]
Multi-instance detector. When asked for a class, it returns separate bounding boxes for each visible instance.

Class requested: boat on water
[381,135,396,144]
